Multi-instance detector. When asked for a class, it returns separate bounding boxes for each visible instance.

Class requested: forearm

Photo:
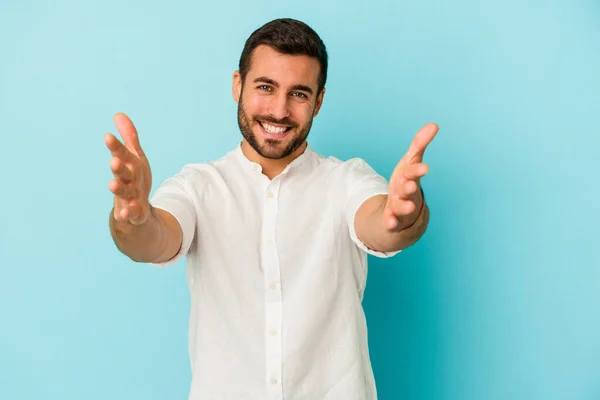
[356,194,430,253]
[109,206,173,263]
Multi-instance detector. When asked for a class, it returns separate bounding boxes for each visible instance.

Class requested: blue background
[1,0,599,399]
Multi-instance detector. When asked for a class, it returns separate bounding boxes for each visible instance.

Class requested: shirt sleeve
[344,158,402,258]
[149,166,197,268]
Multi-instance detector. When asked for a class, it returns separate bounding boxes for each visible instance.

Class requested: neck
[241,140,307,179]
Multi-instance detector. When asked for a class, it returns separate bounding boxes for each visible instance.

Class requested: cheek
[244,95,266,116]
[293,104,314,124]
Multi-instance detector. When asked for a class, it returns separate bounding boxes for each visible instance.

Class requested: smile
[259,121,293,136]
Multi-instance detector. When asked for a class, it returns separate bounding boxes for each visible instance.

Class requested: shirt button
[270,329,278,336]
[271,378,278,384]
[265,238,272,244]
[267,192,274,198]
[269,282,276,290]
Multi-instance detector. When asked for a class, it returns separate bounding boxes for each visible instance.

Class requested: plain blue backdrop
[1,0,599,399]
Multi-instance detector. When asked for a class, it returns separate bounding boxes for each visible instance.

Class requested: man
[105,18,437,400]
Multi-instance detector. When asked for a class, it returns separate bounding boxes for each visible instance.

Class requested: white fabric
[150,143,401,400]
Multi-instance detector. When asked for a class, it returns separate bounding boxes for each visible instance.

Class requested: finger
[108,179,138,200]
[111,196,129,221]
[114,112,144,157]
[113,201,137,223]
[105,133,136,162]
[401,163,429,181]
[119,206,131,221]
[391,180,418,199]
[110,157,134,182]
[126,200,146,224]
[404,122,438,163]
[390,164,426,196]
[124,200,151,225]
[386,197,416,217]
[112,205,125,221]
[385,215,399,230]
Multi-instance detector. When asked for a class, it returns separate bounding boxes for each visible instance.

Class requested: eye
[258,85,272,91]
[291,92,307,99]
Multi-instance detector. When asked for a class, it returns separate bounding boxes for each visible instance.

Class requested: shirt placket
[262,177,283,399]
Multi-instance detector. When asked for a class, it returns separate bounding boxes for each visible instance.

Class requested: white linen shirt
[149,143,400,400]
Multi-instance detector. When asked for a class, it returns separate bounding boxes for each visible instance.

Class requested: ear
[232,71,242,103]
[312,88,326,117]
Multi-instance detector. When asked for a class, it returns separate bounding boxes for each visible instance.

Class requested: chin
[257,142,290,159]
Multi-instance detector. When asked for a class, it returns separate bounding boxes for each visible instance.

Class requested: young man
[106,18,437,400]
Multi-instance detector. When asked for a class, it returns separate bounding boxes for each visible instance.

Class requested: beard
[237,91,314,160]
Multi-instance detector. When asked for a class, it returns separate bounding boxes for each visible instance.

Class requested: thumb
[403,122,438,164]
[114,112,144,157]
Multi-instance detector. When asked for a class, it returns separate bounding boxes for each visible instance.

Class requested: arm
[354,122,437,253]
[104,112,183,264]
[109,206,183,263]
[355,190,430,253]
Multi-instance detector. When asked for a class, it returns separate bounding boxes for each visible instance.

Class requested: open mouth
[258,121,293,138]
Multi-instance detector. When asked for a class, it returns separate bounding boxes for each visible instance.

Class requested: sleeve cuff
[346,188,402,258]
[149,196,196,268]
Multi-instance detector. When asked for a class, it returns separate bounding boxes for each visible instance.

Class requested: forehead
[247,45,320,89]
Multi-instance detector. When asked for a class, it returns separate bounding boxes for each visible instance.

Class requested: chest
[190,170,350,264]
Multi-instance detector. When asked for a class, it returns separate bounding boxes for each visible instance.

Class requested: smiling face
[233,45,325,161]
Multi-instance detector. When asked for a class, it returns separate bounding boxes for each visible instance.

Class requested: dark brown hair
[238,18,328,95]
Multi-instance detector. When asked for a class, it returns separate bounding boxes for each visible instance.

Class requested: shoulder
[309,150,373,173]
[169,151,237,183]
[312,153,379,179]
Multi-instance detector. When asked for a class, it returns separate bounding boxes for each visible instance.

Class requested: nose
[267,92,290,120]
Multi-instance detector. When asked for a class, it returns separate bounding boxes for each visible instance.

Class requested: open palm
[104,113,153,225]
[383,123,438,231]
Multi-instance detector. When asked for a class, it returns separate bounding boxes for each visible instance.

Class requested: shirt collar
[234,141,313,175]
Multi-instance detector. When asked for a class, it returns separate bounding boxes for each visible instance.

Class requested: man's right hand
[105,113,153,226]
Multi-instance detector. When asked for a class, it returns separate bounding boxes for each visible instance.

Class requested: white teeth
[261,122,288,134]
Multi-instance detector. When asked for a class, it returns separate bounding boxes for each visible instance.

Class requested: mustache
[255,115,297,128]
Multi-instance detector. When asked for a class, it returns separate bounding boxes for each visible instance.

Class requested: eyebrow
[253,76,314,96]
